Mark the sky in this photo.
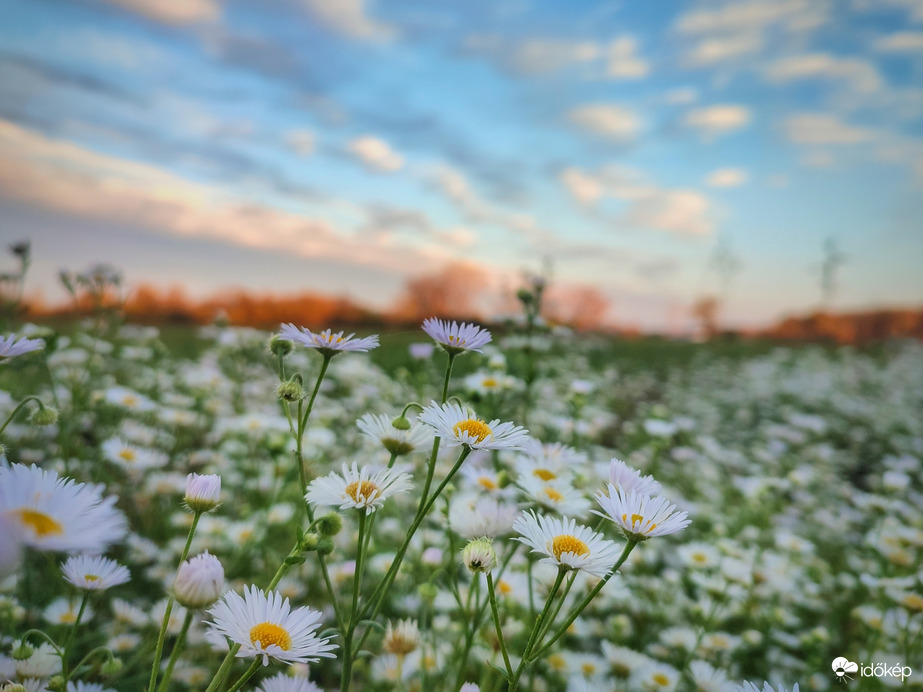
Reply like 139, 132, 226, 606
1, 0, 922, 331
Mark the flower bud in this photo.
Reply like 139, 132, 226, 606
316, 512, 343, 537
276, 378, 304, 402
301, 532, 320, 551
45, 676, 66, 692
463, 538, 497, 574
12, 642, 33, 660
390, 415, 411, 431
269, 335, 294, 357
173, 551, 224, 609
101, 656, 123, 675
30, 405, 58, 426
184, 473, 221, 513
315, 537, 334, 556
417, 582, 438, 603
1, 683, 27, 692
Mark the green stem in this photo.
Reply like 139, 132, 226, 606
355, 447, 472, 656
0, 395, 43, 437
534, 571, 576, 646
225, 658, 262, 692
62, 591, 90, 680
148, 512, 201, 692
509, 568, 566, 691
529, 538, 639, 662
156, 610, 194, 692
486, 573, 513, 680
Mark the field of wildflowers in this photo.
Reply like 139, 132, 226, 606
1, 295, 921, 691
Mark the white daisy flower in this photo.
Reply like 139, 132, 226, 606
594, 486, 690, 541
256, 673, 323, 692
206, 585, 337, 666
67, 682, 116, 692
357, 412, 432, 457
43, 596, 94, 625
737, 684, 799, 692
15, 642, 61, 679
103, 385, 156, 412
101, 437, 168, 471
637, 662, 680, 691
419, 401, 529, 451
448, 494, 518, 538
61, 554, 130, 591
305, 462, 413, 515
0, 334, 44, 360
517, 474, 591, 517
515, 440, 585, 483
422, 318, 492, 354
689, 660, 736, 692
0, 463, 127, 553
279, 324, 379, 355
513, 511, 621, 577
608, 458, 662, 496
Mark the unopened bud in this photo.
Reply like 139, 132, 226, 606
390, 416, 411, 431
316, 512, 343, 537
269, 335, 294, 357
1, 683, 27, 692
45, 676, 66, 692
301, 532, 320, 551
174, 552, 224, 609
101, 656, 123, 675
496, 471, 512, 489
418, 583, 438, 603
463, 538, 497, 574
30, 405, 58, 426
12, 642, 33, 660
184, 473, 221, 513
276, 379, 304, 402
315, 537, 334, 556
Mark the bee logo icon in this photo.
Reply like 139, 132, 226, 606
832, 657, 859, 683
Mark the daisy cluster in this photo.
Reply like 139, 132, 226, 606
0, 313, 918, 692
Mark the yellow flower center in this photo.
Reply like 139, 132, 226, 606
447, 335, 466, 346
118, 449, 136, 462
17, 508, 64, 537
902, 594, 923, 612
249, 622, 291, 651
621, 512, 657, 533
482, 377, 498, 388
652, 672, 670, 687
497, 580, 512, 595
477, 476, 497, 490
581, 662, 597, 675
59, 612, 77, 624
534, 469, 556, 481
122, 395, 137, 407
551, 534, 590, 560
345, 480, 381, 504
543, 487, 564, 502
548, 653, 567, 671
453, 418, 492, 443
85, 574, 100, 582
692, 552, 708, 563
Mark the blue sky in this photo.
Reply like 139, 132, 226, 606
1, 0, 922, 330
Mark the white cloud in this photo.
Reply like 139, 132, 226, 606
605, 36, 650, 79
559, 168, 604, 205
663, 87, 698, 105
347, 136, 404, 172
99, 0, 220, 24
875, 31, 923, 52
685, 34, 762, 66
705, 168, 749, 187
0, 120, 469, 274
765, 53, 882, 93
624, 189, 712, 237
675, 0, 829, 66
509, 38, 600, 75
782, 113, 877, 145
684, 104, 751, 137
287, 130, 315, 157
301, 0, 396, 41
559, 165, 714, 237
568, 104, 641, 141
675, 0, 826, 35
